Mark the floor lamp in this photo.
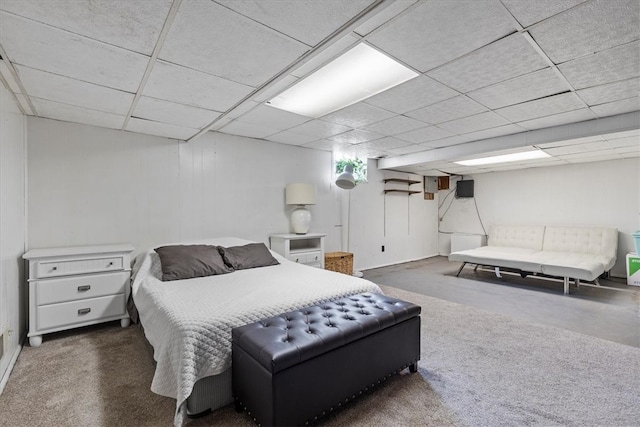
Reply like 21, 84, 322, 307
335, 166, 363, 277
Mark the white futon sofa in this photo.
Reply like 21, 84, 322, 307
449, 225, 618, 294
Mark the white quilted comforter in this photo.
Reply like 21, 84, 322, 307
131, 238, 382, 425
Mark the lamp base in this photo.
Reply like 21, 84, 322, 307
291, 207, 311, 234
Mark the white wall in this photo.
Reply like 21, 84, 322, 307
438, 158, 640, 277
0, 84, 26, 388
345, 163, 438, 271
27, 117, 437, 270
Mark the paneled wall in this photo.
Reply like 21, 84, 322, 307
0, 85, 26, 388
438, 158, 640, 277
27, 117, 438, 270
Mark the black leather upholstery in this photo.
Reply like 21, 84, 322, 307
233, 293, 420, 374
232, 293, 421, 426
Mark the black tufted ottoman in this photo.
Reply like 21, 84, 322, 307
232, 293, 421, 426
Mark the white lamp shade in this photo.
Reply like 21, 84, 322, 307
286, 183, 316, 205
336, 165, 356, 190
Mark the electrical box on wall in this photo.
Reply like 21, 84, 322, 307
438, 176, 450, 190
424, 176, 437, 200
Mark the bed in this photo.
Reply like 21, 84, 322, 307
130, 237, 383, 426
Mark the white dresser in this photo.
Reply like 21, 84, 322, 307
269, 233, 326, 268
23, 244, 134, 347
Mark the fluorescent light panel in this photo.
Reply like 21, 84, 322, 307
455, 150, 551, 166
267, 43, 418, 118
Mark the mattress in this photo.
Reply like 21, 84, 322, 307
131, 237, 382, 426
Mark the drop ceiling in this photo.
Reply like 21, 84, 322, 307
0, 0, 638, 175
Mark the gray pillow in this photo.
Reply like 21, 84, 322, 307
155, 244, 233, 281
218, 243, 280, 270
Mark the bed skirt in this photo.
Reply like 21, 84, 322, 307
186, 369, 233, 416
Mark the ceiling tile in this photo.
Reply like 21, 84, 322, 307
360, 115, 429, 135
559, 41, 640, 90
253, 75, 299, 103
126, 117, 198, 140
133, 97, 221, 129
405, 95, 487, 125
396, 126, 454, 144
604, 129, 640, 140
438, 111, 510, 134
606, 136, 640, 149
216, 0, 374, 46
227, 100, 260, 119
220, 120, 280, 139
517, 108, 596, 130
301, 139, 351, 152
467, 68, 571, 109
354, 0, 418, 36
321, 102, 395, 127
386, 143, 428, 155
427, 33, 549, 93
422, 135, 471, 149
615, 145, 640, 156
537, 134, 605, 148
556, 151, 621, 161
159, 1, 309, 87
495, 92, 586, 122
543, 141, 610, 156
367, 0, 516, 72
355, 137, 413, 151
143, 60, 254, 112
530, 0, 639, 64
0, 0, 172, 55
31, 97, 124, 129
290, 33, 359, 78
15, 65, 134, 115
364, 75, 458, 114
265, 130, 319, 146
577, 78, 640, 106
0, 12, 148, 92
328, 129, 383, 144
461, 124, 528, 142
500, 0, 585, 28
590, 97, 640, 118
236, 104, 310, 130
286, 119, 351, 139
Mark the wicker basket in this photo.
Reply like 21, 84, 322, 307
324, 252, 353, 275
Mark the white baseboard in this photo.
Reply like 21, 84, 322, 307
0, 339, 23, 395
360, 253, 440, 272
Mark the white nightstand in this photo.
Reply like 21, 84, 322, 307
23, 244, 134, 347
269, 233, 326, 268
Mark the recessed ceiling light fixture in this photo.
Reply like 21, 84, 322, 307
455, 149, 551, 166
267, 43, 418, 118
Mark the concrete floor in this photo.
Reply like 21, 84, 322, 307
363, 256, 640, 348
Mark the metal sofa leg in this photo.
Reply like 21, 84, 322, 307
409, 362, 418, 373
576, 278, 580, 288
494, 267, 502, 278
563, 277, 569, 295
455, 262, 467, 277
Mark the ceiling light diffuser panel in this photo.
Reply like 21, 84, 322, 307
267, 43, 419, 118
455, 150, 551, 166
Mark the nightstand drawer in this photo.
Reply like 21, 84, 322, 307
37, 294, 126, 331
36, 256, 124, 278
288, 251, 323, 264
36, 272, 129, 305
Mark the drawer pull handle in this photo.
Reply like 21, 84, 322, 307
51, 266, 58, 271
107, 262, 114, 267
77, 285, 91, 292
78, 308, 91, 315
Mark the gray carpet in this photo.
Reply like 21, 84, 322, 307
1, 285, 639, 426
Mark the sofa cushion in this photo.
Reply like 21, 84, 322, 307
488, 225, 545, 250
530, 251, 605, 281
542, 226, 618, 270
449, 246, 542, 273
